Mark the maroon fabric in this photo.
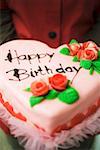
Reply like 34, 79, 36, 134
0, 0, 100, 47
0, 0, 8, 9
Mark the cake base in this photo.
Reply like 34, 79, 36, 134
0, 93, 100, 150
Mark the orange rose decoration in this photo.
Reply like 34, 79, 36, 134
31, 80, 49, 96
49, 74, 68, 91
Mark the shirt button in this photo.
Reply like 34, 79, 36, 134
48, 32, 57, 39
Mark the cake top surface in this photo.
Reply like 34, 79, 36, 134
0, 39, 100, 113
0, 40, 81, 82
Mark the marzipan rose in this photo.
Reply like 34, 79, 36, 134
69, 43, 81, 56
31, 80, 49, 96
83, 41, 99, 50
77, 48, 98, 60
49, 74, 68, 91
77, 49, 84, 59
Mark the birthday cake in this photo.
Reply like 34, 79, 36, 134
0, 39, 100, 135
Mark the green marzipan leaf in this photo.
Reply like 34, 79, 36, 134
80, 60, 92, 69
92, 59, 100, 74
98, 51, 100, 58
73, 56, 79, 62
45, 89, 59, 100
93, 59, 100, 68
69, 39, 78, 44
94, 66, 100, 74
29, 96, 44, 107
89, 66, 94, 75
60, 47, 70, 55
25, 87, 31, 92
58, 87, 79, 104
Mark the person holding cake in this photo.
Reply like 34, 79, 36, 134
0, 0, 100, 46
0, 0, 100, 150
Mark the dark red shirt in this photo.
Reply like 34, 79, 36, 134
0, 0, 100, 47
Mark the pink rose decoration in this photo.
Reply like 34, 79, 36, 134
83, 41, 99, 51
69, 43, 80, 56
69, 43, 81, 56
49, 74, 68, 91
77, 48, 98, 60
77, 49, 84, 59
31, 81, 49, 96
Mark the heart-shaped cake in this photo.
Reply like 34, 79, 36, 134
0, 40, 100, 134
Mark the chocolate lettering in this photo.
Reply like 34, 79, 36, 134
45, 66, 53, 74
56, 64, 66, 73
37, 54, 46, 63
27, 54, 37, 64
56, 64, 80, 74
5, 63, 80, 82
5, 50, 55, 64
65, 67, 73, 72
73, 66, 81, 73
47, 53, 55, 62
34, 66, 46, 76
30, 68, 35, 77
5, 50, 27, 64
6, 69, 29, 81
5, 50, 12, 62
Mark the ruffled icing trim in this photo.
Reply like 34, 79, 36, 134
0, 96, 100, 150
